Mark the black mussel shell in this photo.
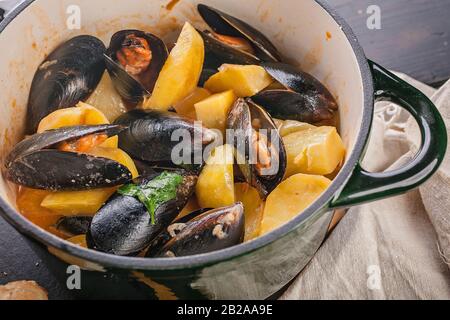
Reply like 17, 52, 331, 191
114, 110, 217, 169
200, 30, 260, 70
26, 35, 106, 133
56, 216, 92, 238
252, 90, 335, 123
150, 203, 245, 258
227, 99, 286, 198
4, 125, 132, 190
199, 51, 223, 86
89, 171, 198, 256
198, 4, 281, 62
5, 150, 131, 191
199, 66, 219, 87
105, 30, 168, 104
252, 62, 338, 123
5, 125, 123, 165
145, 208, 211, 257
262, 62, 338, 109
133, 159, 202, 177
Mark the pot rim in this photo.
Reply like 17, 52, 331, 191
0, 0, 374, 270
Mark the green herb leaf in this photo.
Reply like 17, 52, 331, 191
118, 171, 183, 225
117, 184, 140, 197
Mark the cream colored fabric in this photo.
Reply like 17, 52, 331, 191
282, 75, 450, 300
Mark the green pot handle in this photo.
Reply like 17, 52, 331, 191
330, 60, 447, 208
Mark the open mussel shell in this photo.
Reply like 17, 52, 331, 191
114, 110, 218, 170
6, 125, 122, 164
198, 4, 281, 62
227, 99, 286, 198
56, 216, 92, 238
200, 29, 260, 70
26, 35, 106, 133
252, 90, 336, 123
105, 30, 168, 105
145, 208, 212, 257
252, 62, 338, 123
4, 125, 132, 191
89, 170, 198, 256
261, 62, 337, 100
149, 203, 245, 258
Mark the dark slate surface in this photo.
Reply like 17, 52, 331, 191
328, 0, 450, 86
1, 0, 449, 299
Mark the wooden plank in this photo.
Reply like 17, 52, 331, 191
327, 0, 450, 85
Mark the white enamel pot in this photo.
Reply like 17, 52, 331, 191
0, 0, 446, 299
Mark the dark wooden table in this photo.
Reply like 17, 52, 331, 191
330, 0, 450, 86
1, 0, 450, 300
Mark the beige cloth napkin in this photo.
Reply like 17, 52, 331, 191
281, 74, 450, 300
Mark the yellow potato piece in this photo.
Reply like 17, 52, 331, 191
144, 22, 205, 110
174, 87, 211, 119
276, 119, 316, 137
85, 72, 127, 122
38, 106, 85, 131
41, 188, 117, 216
284, 126, 346, 177
204, 64, 273, 97
87, 146, 139, 179
260, 174, 331, 235
37, 102, 118, 148
196, 145, 235, 208
234, 183, 264, 242
195, 90, 237, 133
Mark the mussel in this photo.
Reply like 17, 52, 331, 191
227, 98, 286, 198
56, 216, 92, 238
114, 110, 218, 170
199, 30, 260, 69
198, 4, 281, 65
4, 125, 132, 190
198, 63, 221, 87
147, 203, 245, 258
26, 35, 106, 133
105, 30, 168, 105
145, 208, 211, 257
89, 170, 197, 256
252, 62, 338, 124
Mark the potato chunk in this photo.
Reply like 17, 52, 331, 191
204, 64, 273, 97
85, 72, 127, 122
174, 87, 211, 119
284, 126, 345, 177
260, 174, 331, 235
37, 102, 118, 148
41, 188, 117, 216
196, 145, 235, 208
235, 183, 264, 241
195, 90, 237, 133
275, 119, 316, 137
87, 146, 139, 178
144, 22, 205, 110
